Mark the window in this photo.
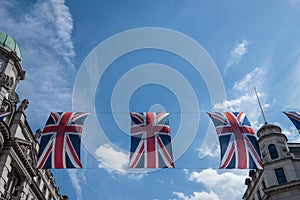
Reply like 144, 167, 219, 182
268, 144, 279, 159
275, 168, 287, 184
262, 180, 266, 189
43, 185, 47, 197
36, 177, 41, 187
5, 171, 21, 198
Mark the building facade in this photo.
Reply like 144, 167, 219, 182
0, 32, 68, 200
243, 123, 300, 200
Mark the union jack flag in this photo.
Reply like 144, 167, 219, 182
36, 112, 89, 169
207, 112, 263, 169
129, 112, 174, 168
283, 111, 300, 134
0, 112, 9, 121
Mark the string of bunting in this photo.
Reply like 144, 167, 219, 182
2, 109, 299, 170
8, 110, 296, 170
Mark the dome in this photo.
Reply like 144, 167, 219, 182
0, 32, 22, 62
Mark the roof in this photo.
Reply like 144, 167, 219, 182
0, 32, 22, 61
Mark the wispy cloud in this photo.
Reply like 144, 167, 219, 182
232, 67, 263, 91
213, 67, 268, 130
287, 0, 300, 7
196, 144, 219, 158
199, 67, 268, 158
0, 0, 80, 198
173, 168, 247, 200
282, 50, 300, 109
94, 143, 129, 174
195, 67, 273, 200
0, 0, 75, 127
94, 143, 149, 179
279, 124, 300, 143
173, 191, 220, 200
225, 40, 249, 73
67, 170, 84, 200
128, 173, 147, 180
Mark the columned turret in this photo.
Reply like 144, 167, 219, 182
243, 124, 300, 200
257, 124, 289, 164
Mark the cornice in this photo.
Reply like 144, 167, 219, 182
30, 181, 46, 200
0, 121, 10, 141
264, 180, 300, 194
12, 138, 36, 177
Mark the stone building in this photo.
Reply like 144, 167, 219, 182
243, 123, 300, 200
0, 32, 68, 199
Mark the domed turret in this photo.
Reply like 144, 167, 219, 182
0, 32, 26, 111
0, 32, 22, 61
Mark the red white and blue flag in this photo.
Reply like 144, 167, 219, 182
207, 112, 263, 169
36, 112, 89, 169
283, 111, 300, 134
0, 112, 9, 121
129, 112, 174, 168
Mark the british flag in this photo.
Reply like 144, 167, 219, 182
129, 112, 174, 168
207, 112, 263, 169
283, 111, 300, 134
0, 112, 9, 121
36, 112, 89, 169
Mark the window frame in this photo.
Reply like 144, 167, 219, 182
275, 168, 287, 184
268, 144, 279, 159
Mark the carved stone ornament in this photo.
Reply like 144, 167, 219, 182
8, 91, 19, 106
17, 99, 29, 111
0, 72, 14, 88
0, 133, 4, 150
35, 129, 42, 140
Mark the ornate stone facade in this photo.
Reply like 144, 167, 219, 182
243, 124, 300, 200
0, 32, 68, 199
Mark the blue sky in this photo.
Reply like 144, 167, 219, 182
1, 0, 300, 199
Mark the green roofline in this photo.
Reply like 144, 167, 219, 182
0, 32, 22, 61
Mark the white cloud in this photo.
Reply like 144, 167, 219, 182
46, 0, 75, 68
187, 168, 247, 200
281, 126, 300, 143
0, 0, 75, 128
195, 68, 271, 200
173, 191, 220, 200
233, 67, 263, 91
94, 143, 129, 174
0, 0, 74, 68
225, 40, 248, 72
196, 144, 219, 158
270, 121, 300, 142
0, 0, 80, 198
282, 50, 300, 109
94, 144, 149, 179
287, 0, 300, 7
94, 143, 150, 180
198, 67, 268, 161
128, 173, 147, 180
213, 93, 257, 111
67, 170, 83, 200
198, 67, 267, 158
213, 67, 268, 130
196, 67, 266, 199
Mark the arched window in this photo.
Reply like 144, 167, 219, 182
268, 144, 279, 159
